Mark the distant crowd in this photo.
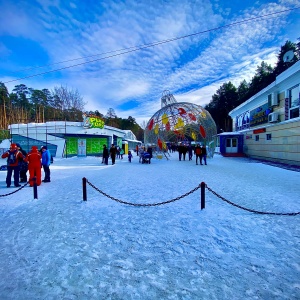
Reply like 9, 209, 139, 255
100, 142, 207, 166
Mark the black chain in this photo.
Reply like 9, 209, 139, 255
206, 185, 300, 216
0, 182, 29, 197
86, 179, 201, 207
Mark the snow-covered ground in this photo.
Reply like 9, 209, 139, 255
0, 152, 299, 300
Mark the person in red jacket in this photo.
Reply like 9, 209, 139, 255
25, 146, 42, 186
194, 144, 202, 165
1, 143, 25, 187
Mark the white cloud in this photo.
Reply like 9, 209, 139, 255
0, 0, 298, 125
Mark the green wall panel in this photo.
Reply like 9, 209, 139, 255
65, 137, 108, 156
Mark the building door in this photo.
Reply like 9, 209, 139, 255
78, 139, 86, 157
226, 138, 238, 153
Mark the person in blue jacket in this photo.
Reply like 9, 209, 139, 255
41, 146, 51, 182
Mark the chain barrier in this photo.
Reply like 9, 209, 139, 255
83, 178, 299, 215
86, 179, 201, 207
0, 182, 29, 197
205, 184, 300, 216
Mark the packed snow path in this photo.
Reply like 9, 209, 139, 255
0, 154, 299, 299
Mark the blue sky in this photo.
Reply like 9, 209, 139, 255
0, 0, 300, 125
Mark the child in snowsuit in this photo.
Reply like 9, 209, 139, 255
128, 150, 133, 163
25, 146, 42, 186
120, 148, 124, 159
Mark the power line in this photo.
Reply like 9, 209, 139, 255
14, 6, 300, 74
4, 6, 300, 84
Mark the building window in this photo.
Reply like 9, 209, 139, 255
289, 85, 299, 119
266, 134, 272, 140
255, 135, 259, 141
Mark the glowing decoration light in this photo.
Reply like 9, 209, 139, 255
165, 122, 170, 131
175, 117, 184, 129
162, 113, 169, 124
148, 119, 154, 130
191, 132, 197, 141
157, 138, 163, 149
178, 107, 187, 116
189, 113, 196, 121
199, 125, 206, 138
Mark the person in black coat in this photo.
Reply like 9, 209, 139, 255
178, 143, 184, 161
109, 144, 117, 165
16, 143, 28, 182
147, 145, 153, 164
182, 145, 188, 161
102, 145, 109, 165
188, 144, 193, 161
200, 145, 207, 165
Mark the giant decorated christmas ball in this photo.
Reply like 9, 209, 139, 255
144, 91, 217, 157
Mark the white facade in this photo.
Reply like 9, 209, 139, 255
229, 61, 300, 166
8, 121, 141, 157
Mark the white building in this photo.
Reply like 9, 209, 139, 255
228, 60, 300, 166
7, 119, 142, 158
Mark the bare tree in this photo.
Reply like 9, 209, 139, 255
140, 120, 148, 130
105, 108, 117, 118
52, 85, 86, 120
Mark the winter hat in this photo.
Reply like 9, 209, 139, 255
16, 143, 21, 148
10, 143, 17, 149
42, 146, 47, 150
31, 146, 38, 151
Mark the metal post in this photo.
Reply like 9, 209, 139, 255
33, 176, 38, 199
82, 177, 87, 201
200, 182, 205, 210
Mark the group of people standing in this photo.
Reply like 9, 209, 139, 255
102, 144, 120, 165
177, 143, 207, 165
102, 144, 151, 165
1, 143, 52, 188
194, 144, 207, 165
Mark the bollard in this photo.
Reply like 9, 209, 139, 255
200, 182, 205, 210
82, 177, 87, 201
33, 176, 38, 199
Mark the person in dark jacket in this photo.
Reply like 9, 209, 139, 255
178, 143, 184, 161
182, 144, 188, 161
147, 145, 153, 164
102, 145, 109, 165
109, 144, 117, 165
188, 144, 193, 161
16, 143, 28, 182
200, 145, 207, 165
41, 146, 51, 182
1, 143, 24, 187
128, 150, 133, 163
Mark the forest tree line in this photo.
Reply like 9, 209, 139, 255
0, 83, 144, 141
0, 40, 299, 141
